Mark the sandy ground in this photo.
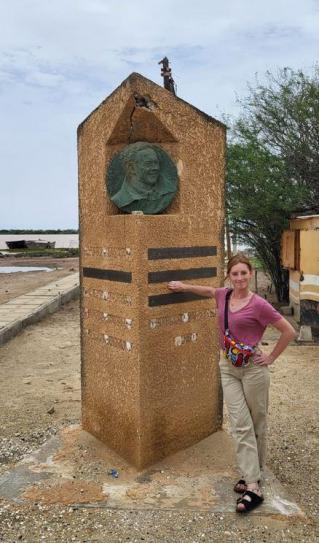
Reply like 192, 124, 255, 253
0, 264, 318, 541
0, 257, 79, 304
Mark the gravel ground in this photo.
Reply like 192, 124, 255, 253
0, 299, 318, 542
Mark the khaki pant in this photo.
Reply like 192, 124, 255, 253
219, 355, 270, 483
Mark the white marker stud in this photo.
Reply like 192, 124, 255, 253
125, 318, 132, 329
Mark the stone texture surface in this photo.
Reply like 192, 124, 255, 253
78, 72, 226, 468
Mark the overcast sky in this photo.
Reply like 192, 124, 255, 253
1, 0, 318, 228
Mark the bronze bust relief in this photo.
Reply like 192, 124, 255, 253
107, 142, 178, 214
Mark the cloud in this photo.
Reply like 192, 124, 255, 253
0, 0, 319, 227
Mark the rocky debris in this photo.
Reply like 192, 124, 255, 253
0, 428, 58, 475
0, 503, 317, 542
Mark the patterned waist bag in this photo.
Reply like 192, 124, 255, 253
223, 289, 255, 368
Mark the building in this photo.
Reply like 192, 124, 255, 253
281, 214, 319, 340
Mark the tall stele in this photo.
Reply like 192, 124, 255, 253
107, 142, 178, 214
78, 72, 225, 468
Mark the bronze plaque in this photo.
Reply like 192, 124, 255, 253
107, 142, 178, 214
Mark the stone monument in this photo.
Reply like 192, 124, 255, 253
78, 73, 226, 468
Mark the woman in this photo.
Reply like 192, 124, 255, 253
168, 253, 296, 513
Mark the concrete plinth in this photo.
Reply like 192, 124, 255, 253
0, 425, 303, 518
297, 324, 313, 342
78, 73, 226, 467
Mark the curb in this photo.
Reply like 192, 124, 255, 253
0, 282, 79, 346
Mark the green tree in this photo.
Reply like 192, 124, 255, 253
236, 67, 319, 206
227, 67, 319, 301
227, 140, 306, 301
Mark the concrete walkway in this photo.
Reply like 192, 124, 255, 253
0, 272, 79, 345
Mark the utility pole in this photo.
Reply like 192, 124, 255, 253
158, 57, 176, 95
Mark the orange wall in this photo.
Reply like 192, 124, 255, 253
281, 230, 295, 268
300, 231, 319, 275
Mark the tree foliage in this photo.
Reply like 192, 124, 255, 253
227, 67, 319, 301
235, 67, 319, 205
227, 140, 306, 301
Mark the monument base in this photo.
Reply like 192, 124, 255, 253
81, 214, 223, 468
0, 424, 303, 517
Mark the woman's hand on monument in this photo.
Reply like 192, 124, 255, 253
168, 282, 215, 298
168, 281, 186, 292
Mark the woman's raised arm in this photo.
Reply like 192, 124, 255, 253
167, 281, 216, 298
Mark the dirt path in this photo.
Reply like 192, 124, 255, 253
0, 296, 318, 541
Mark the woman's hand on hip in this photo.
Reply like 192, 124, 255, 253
253, 350, 275, 366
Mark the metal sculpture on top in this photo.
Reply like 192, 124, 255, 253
158, 57, 176, 95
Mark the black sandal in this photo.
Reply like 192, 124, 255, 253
236, 490, 264, 513
233, 479, 247, 493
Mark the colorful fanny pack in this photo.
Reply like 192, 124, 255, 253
223, 289, 255, 367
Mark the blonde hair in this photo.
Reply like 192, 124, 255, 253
227, 253, 253, 275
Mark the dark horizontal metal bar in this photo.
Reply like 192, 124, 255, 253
148, 267, 217, 283
83, 267, 132, 283
149, 292, 209, 307
148, 246, 217, 260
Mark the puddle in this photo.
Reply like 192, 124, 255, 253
0, 266, 54, 274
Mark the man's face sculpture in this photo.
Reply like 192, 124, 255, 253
107, 142, 178, 215
135, 148, 160, 188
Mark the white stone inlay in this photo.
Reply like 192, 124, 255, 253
177, 159, 183, 175
125, 318, 132, 329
